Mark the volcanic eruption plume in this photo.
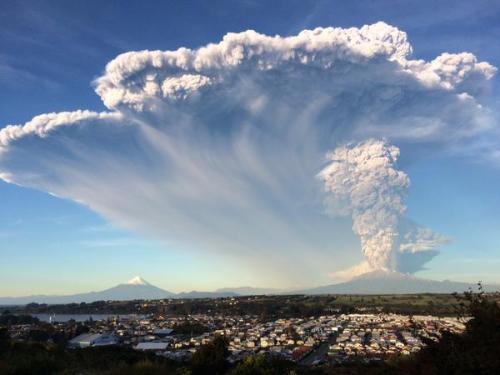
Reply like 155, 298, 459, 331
318, 139, 410, 273
0, 22, 494, 282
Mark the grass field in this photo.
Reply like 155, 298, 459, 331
327, 292, 500, 315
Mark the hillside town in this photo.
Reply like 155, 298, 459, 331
5, 309, 466, 366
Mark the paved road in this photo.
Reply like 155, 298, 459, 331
300, 341, 330, 365
300, 334, 337, 366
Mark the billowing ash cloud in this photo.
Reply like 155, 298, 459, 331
318, 140, 409, 272
318, 139, 448, 277
0, 23, 495, 282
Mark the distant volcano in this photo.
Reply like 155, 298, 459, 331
0, 276, 175, 305
297, 271, 498, 294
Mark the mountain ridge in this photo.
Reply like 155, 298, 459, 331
0, 277, 175, 305
294, 270, 499, 295
1, 273, 499, 305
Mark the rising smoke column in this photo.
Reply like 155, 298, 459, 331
318, 139, 410, 273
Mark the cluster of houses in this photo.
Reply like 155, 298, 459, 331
66, 314, 330, 362
61, 312, 466, 365
328, 314, 466, 362
211, 315, 342, 363
4, 306, 466, 367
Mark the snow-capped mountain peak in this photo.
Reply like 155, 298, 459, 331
126, 276, 150, 286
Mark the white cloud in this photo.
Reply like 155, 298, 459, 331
399, 224, 449, 254
0, 23, 496, 284
0, 111, 120, 151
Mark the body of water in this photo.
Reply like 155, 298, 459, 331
33, 313, 145, 323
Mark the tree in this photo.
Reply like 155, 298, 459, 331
0, 327, 9, 355
230, 354, 298, 375
191, 336, 229, 375
28, 329, 50, 343
388, 284, 500, 375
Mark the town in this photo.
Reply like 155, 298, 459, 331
4, 300, 467, 367
2, 289, 499, 374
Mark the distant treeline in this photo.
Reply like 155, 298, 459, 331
4, 293, 497, 318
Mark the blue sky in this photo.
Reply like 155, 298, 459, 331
1, 0, 499, 296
